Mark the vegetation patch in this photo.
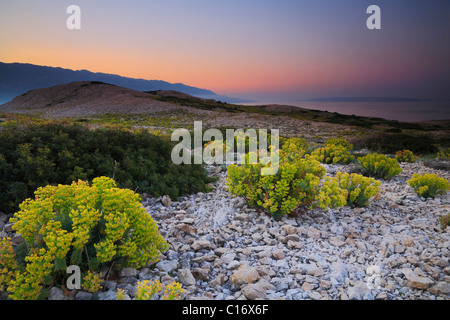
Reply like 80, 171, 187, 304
0, 121, 215, 214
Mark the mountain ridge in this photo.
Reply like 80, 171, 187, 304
0, 62, 249, 104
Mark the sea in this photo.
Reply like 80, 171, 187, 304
242, 100, 450, 123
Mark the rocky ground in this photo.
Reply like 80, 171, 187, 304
1, 161, 449, 301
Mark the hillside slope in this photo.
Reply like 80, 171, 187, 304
0, 81, 183, 117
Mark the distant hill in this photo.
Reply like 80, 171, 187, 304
0, 81, 183, 117
0, 62, 248, 104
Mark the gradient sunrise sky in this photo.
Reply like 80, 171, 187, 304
1, 0, 449, 101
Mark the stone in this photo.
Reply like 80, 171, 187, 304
309, 291, 322, 300
285, 234, 301, 243
301, 282, 313, 291
330, 236, 346, 247
287, 240, 303, 249
347, 283, 369, 300
181, 218, 195, 225
308, 226, 321, 239
427, 282, 450, 296
230, 264, 260, 288
227, 260, 243, 270
221, 252, 236, 264
401, 268, 435, 289
281, 224, 297, 235
319, 280, 332, 290
178, 268, 196, 286
11, 233, 25, 245
161, 195, 172, 207
98, 290, 119, 300
308, 266, 325, 277
0, 212, 9, 223
241, 279, 275, 300
375, 292, 388, 300
330, 262, 348, 283
48, 287, 65, 300
191, 239, 215, 251
209, 274, 226, 287
75, 291, 93, 300
102, 280, 117, 291
119, 267, 138, 278
4, 223, 14, 233
272, 249, 285, 260
192, 268, 210, 281
156, 260, 179, 273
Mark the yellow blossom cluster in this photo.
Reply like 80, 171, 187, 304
2, 176, 168, 299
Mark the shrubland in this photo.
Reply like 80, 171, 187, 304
0, 121, 215, 214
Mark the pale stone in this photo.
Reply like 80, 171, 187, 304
178, 268, 196, 286
401, 268, 435, 289
272, 249, 285, 260
230, 264, 260, 288
191, 239, 214, 251
428, 282, 450, 295
241, 279, 275, 300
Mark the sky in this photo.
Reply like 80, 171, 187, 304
1, 0, 449, 101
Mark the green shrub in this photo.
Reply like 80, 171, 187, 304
358, 153, 402, 180
311, 144, 355, 164
325, 138, 353, 150
280, 137, 310, 161
395, 150, 417, 163
0, 122, 215, 214
440, 214, 450, 230
437, 148, 450, 160
352, 133, 438, 155
334, 172, 381, 207
407, 173, 450, 198
2, 177, 168, 300
226, 152, 347, 220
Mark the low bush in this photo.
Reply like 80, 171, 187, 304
395, 150, 417, 163
437, 148, 450, 160
280, 137, 310, 161
351, 133, 438, 155
440, 214, 450, 230
226, 152, 347, 220
334, 172, 381, 207
358, 153, 402, 180
325, 138, 353, 150
1, 177, 168, 300
0, 122, 215, 214
407, 173, 450, 198
311, 144, 355, 164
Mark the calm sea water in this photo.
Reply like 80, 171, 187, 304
243, 100, 450, 122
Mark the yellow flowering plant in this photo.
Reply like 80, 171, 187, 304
311, 144, 355, 164
3, 176, 168, 300
437, 148, 450, 160
325, 138, 353, 150
334, 172, 381, 207
135, 280, 163, 300
227, 150, 347, 220
407, 173, 450, 198
358, 153, 402, 180
82, 271, 103, 293
163, 281, 185, 300
395, 150, 417, 163
132, 280, 184, 300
